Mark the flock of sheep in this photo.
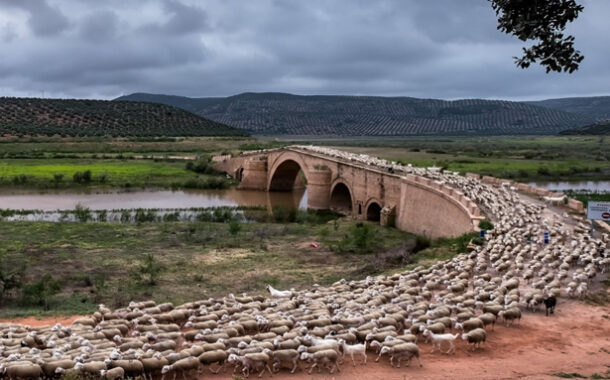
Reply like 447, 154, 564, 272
1, 146, 608, 380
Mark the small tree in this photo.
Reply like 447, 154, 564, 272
137, 253, 165, 286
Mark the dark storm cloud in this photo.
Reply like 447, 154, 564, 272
0, 0, 608, 100
1, 0, 69, 36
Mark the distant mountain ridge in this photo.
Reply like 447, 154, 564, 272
0, 97, 245, 137
527, 96, 610, 120
116, 92, 607, 136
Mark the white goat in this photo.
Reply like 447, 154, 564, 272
422, 329, 457, 355
337, 339, 366, 366
265, 284, 293, 298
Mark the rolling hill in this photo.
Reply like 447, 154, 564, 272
559, 120, 610, 135
116, 92, 602, 136
0, 97, 245, 137
527, 96, 610, 120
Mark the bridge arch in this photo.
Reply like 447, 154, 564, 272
329, 180, 353, 214
267, 152, 309, 191
365, 199, 382, 222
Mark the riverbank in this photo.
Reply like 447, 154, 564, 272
0, 219, 475, 318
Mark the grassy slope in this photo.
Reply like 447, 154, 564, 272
0, 219, 423, 317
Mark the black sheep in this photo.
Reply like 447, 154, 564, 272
544, 295, 557, 316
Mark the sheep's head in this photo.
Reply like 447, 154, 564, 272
161, 365, 171, 374
379, 346, 392, 356
227, 354, 239, 364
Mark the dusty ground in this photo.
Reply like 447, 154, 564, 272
0, 314, 83, 327
269, 300, 610, 380
2, 301, 608, 380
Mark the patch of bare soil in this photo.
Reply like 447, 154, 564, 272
0, 314, 84, 328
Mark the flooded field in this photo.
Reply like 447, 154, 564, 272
0, 187, 308, 211
526, 180, 610, 192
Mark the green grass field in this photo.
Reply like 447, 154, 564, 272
0, 158, 233, 189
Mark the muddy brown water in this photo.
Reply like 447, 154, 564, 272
0, 188, 308, 211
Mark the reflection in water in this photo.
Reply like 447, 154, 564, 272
0, 188, 308, 211
526, 181, 610, 192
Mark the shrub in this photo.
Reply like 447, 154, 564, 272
135, 209, 156, 223
478, 218, 494, 230
163, 211, 180, 222
517, 169, 529, 178
0, 257, 25, 304
96, 210, 107, 222
213, 208, 233, 222
52, 173, 64, 185
229, 220, 242, 237
12, 174, 29, 185
120, 210, 131, 223
135, 253, 165, 286
98, 171, 108, 183
352, 223, 376, 253
196, 211, 212, 222
185, 156, 214, 174
73, 170, 92, 183
22, 273, 62, 310
74, 203, 91, 222
537, 166, 551, 176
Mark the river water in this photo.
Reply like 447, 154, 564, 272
0, 188, 308, 211
526, 180, 610, 192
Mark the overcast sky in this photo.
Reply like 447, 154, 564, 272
0, 0, 608, 100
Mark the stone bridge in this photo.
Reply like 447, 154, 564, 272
213, 146, 481, 238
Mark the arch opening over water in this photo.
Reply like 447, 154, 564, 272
268, 159, 307, 191
330, 182, 352, 214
